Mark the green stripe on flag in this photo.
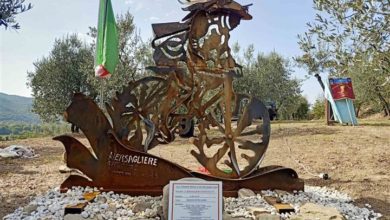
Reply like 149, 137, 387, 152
95, 0, 119, 77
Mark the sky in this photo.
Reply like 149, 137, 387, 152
0, 0, 323, 104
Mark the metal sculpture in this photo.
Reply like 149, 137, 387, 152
55, 0, 303, 196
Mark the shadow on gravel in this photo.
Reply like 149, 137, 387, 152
0, 192, 32, 219
355, 197, 390, 218
0, 194, 31, 219
305, 178, 390, 219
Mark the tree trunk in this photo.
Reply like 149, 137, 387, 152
314, 73, 325, 91
376, 89, 390, 117
356, 105, 361, 118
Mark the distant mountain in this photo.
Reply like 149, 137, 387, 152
0, 92, 41, 123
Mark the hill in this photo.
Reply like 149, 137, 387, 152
0, 92, 40, 123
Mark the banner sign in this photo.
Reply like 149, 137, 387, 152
329, 78, 355, 100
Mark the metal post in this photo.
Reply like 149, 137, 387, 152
100, 79, 104, 109
345, 99, 355, 126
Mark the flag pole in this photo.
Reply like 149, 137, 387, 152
100, 79, 104, 109
99, 0, 108, 109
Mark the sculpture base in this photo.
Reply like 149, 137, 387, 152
57, 133, 304, 197
61, 168, 304, 197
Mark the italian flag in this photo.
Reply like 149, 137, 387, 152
95, 0, 119, 78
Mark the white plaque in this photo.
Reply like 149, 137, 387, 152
168, 181, 223, 220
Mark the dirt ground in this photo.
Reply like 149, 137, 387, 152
0, 120, 389, 219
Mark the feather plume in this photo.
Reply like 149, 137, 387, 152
178, 0, 210, 5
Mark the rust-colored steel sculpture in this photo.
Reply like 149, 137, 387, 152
55, 0, 304, 196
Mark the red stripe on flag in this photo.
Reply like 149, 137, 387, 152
95, 65, 111, 78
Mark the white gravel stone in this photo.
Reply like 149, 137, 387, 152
80, 211, 89, 218
238, 188, 256, 198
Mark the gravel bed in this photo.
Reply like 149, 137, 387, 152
3, 186, 382, 220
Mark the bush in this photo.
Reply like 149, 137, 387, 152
311, 97, 325, 119
0, 122, 70, 141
